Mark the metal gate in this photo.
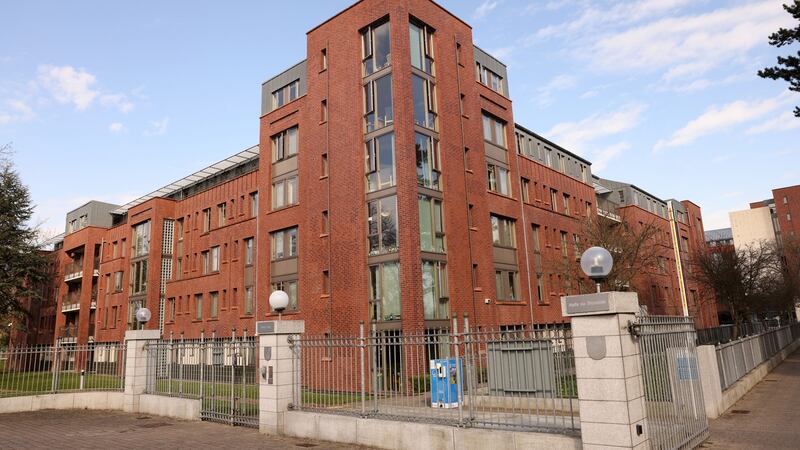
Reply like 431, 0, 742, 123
145, 337, 259, 428
630, 316, 708, 450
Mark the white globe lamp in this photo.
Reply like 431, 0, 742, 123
580, 247, 614, 293
269, 290, 290, 319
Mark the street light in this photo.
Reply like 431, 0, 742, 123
135, 307, 151, 330
269, 290, 289, 321
580, 246, 614, 293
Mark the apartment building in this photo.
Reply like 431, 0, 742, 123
42, 0, 716, 346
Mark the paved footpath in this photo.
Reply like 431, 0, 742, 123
0, 409, 371, 449
703, 349, 800, 450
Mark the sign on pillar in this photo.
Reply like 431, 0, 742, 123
561, 292, 649, 450
256, 320, 304, 436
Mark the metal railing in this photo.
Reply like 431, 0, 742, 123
697, 321, 777, 346
144, 336, 259, 428
716, 322, 800, 390
0, 343, 126, 398
632, 315, 709, 450
291, 317, 578, 434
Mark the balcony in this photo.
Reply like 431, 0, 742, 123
59, 325, 78, 344
64, 260, 84, 282
597, 198, 621, 222
61, 294, 81, 313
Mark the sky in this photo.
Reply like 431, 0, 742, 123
1, 0, 798, 237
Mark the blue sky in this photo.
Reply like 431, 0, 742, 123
1, 0, 798, 236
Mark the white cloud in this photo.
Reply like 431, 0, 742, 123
37, 65, 99, 110
144, 116, 169, 136
544, 103, 647, 152
0, 99, 35, 124
100, 93, 134, 114
746, 111, 800, 134
473, 0, 500, 20
655, 92, 795, 151
536, 74, 577, 107
584, 1, 791, 80
591, 142, 630, 172
108, 122, 126, 134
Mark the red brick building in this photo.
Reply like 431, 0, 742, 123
41, 0, 716, 346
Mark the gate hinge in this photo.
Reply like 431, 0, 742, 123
627, 321, 642, 337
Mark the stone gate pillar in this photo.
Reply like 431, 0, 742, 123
256, 320, 304, 435
123, 329, 160, 413
561, 292, 649, 450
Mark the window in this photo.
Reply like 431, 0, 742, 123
244, 286, 254, 315
321, 48, 327, 71
271, 227, 298, 260
409, 21, 434, 74
369, 262, 400, 321
218, 203, 226, 227
132, 221, 151, 257
560, 231, 568, 258
210, 292, 219, 318
521, 178, 530, 203
322, 270, 330, 295
536, 274, 545, 304
210, 246, 220, 272
322, 210, 329, 234
114, 271, 123, 292
167, 298, 175, 321
532, 225, 541, 253
270, 281, 298, 311
367, 196, 398, 255
244, 238, 254, 266
415, 133, 440, 189
272, 176, 298, 209
272, 79, 299, 109
487, 163, 511, 196
418, 195, 445, 253
320, 99, 328, 122
550, 189, 558, 211
362, 20, 391, 75
112, 241, 118, 258
495, 270, 519, 301
476, 63, 503, 93
202, 209, 211, 232
364, 74, 393, 132
563, 194, 570, 215
195, 294, 203, 320
111, 306, 117, 328
201, 251, 209, 274
573, 234, 581, 258
366, 132, 396, 191
130, 261, 147, 295
422, 260, 448, 320
491, 215, 516, 248
175, 257, 182, 280
482, 113, 506, 147
250, 192, 259, 217
321, 153, 328, 177
788, 213, 792, 221
271, 126, 299, 163
412, 74, 437, 129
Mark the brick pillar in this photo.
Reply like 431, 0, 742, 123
257, 320, 304, 435
561, 292, 649, 450
123, 329, 160, 413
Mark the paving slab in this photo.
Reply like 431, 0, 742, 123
0, 409, 371, 449
703, 349, 800, 450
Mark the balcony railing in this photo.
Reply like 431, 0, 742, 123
64, 260, 84, 282
59, 325, 78, 343
61, 294, 81, 312
597, 198, 621, 222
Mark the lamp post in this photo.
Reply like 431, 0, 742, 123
580, 246, 614, 293
269, 290, 289, 321
135, 307, 151, 330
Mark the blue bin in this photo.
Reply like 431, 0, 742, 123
430, 358, 462, 408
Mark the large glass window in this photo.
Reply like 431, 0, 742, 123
130, 260, 148, 295
367, 196, 398, 256
366, 132, 395, 192
362, 21, 391, 75
409, 22, 434, 74
491, 215, 516, 248
271, 227, 298, 260
495, 270, 519, 301
364, 74, 394, 132
422, 260, 448, 320
418, 195, 445, 253
412, 75, 437, 129
244, 237, 254, 266
487, 163, 511, 196
271, 126, 298, 162
272, 80, 299, 109
271, 281, 298, 311
369, 262, 400, 321
244, 286, 254, 315
482, 113, 506, 147
272, 176, 298, 209
210, 292, 219, 318
132, 221, 151, 257
195, 294, 203, 320
476, 63, 503, 93
210, 246, 220, 272
415, 133, 440, 189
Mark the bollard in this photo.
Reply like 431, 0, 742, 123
80, 370, 85, 390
